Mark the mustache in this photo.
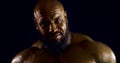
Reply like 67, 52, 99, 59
48, 30, 63, 36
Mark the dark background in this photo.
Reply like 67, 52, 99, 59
0, 0, 119, 63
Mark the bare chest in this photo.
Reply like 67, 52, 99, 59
24, 46, 96, 63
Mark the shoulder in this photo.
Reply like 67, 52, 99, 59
11, 46, 41, 63
78, 39, 116, 63
93, 42, 116, 63
70, 32, 94, 44
11, 40, 43, 63
32, 40, 44, 49
70, 32, 116, 63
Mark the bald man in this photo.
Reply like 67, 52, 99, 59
11, 0, 116, 63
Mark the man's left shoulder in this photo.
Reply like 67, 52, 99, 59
81, 40, 116, 63
71, 32, 94, 44
93, 42, 116, 63
70, 32, 116, 63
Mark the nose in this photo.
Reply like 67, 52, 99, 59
49, 23, 57, 32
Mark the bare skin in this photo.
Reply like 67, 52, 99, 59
11, 0, 116, 63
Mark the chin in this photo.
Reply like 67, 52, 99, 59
49, 38, 62, 43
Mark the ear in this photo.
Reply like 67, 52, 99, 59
64, 11, 67, 17
33, 18, 39, 30
64, 11, 68, 23
34, 10, 41, 19
34, 10, 41, 30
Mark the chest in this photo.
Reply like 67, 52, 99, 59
24, 46, 96, 63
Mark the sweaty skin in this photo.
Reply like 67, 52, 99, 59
11, 0, 116, 63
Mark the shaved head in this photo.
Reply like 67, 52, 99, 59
33, 0, 70, 53
34, 0, 66, 19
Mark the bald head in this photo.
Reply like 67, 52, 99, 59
34, 0, 66, 19
33, 0, 69, 48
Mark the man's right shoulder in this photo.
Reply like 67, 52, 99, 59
32, 40, 44, 49
11, 40, 43, 63
11, 47, 39, 63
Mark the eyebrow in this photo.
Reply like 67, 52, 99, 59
43, 13, 61, 22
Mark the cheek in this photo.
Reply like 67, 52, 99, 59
37, 24, 45, 35
61, 22, 67, 33
60, 17, 67, 33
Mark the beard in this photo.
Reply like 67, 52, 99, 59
38, 27, 71, 55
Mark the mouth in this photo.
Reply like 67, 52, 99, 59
52, 32, 62, 39
53, 33, 62, 39
47, 32, 63, 40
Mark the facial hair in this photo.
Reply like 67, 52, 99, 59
39, 26, 71, 55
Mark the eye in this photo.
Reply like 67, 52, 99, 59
40, 20, 50, 27
55, 17, 62, 24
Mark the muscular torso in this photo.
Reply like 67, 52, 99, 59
12, 33, 116, 63
20, 44, 96, 63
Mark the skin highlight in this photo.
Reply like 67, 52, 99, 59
11, 0, 116, 63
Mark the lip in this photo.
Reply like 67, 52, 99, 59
55, 33, 61, 36
48, 32, 61, 36
52, 33, 61, 37
54, 34, 62, 40
49, 32, 62, 40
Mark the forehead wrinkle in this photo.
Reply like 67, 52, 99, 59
44, 9, 63, 21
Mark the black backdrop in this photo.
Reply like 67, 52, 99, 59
1, 0, 119, 63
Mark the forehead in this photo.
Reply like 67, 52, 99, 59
34, 0, 65, 20
40, 8, 64, 20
